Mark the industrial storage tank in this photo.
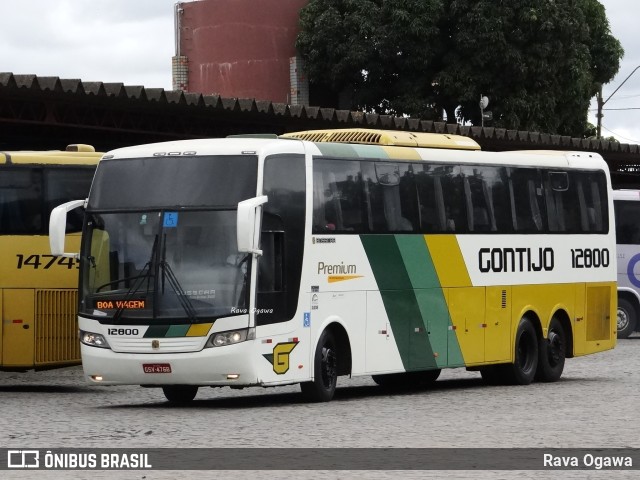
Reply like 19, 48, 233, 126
174, 0, 309, 104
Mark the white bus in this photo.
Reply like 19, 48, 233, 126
50, 129, 617, 403
613, 189, 640, 338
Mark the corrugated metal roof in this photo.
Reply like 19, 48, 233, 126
1, 72, 638, 163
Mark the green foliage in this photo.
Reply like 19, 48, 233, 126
297, 0, 444, 118
297, 0, 623, 136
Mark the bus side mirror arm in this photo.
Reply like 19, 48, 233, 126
237, 196, 268, 255
49, 199, 86, 258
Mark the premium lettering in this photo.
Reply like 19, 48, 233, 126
317, 261, 357, 275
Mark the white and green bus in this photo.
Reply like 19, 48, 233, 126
50, 129, 616, 403
613, 189, 640, 338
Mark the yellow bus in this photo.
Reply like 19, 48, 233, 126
1, 144, 100, 371
50, 130, 616, 403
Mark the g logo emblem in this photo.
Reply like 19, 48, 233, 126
263, 342, 298, 374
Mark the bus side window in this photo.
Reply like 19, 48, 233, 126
312, 159, 363, 233
415, 167, 445, 232
0, 168, 42, 234
576, 179, 590, 231
545, 171, 568, 232
528, 180, 543, 231
313, 175, 332, 232
512, 168, 546, 233
539, 170, 607, 234
440, 167, 465, 233
398, 165, 418, 231
462, 167, 498, 233
373, 162, 415, 232
616, 200, 640, 243
579, 172, 607, 232
258, 228, 284, 293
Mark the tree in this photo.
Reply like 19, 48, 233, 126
296, 0, 444, 118
296, 0, 623, 136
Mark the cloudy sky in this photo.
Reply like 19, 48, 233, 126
1, 0, 638, 144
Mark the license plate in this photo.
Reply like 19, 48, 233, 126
143, 363, 172, 374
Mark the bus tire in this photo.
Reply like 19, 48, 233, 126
535, 317, 566, 382
300, 329, 338, 402
162, 385, 198, 404
503, 317, 538, 385
617, 297, 637, 339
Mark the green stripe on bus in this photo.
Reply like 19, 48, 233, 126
144, 325, 170, 338
314, 143, 360, 158
395, 235, 439, 289
395, 235, 464, 367
165, 325, 191, 337
350, 144, 389, 158
360, 235, 437, 371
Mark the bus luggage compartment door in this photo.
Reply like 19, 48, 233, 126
574, 283, 616, 355
2, 289, 35, 368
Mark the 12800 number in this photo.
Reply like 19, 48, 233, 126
16, 254, 78, 269
570, 248, 610, 268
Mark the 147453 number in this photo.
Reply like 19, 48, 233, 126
16, 254, 78, 269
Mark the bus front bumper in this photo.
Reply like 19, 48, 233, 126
80, 342, 260, 386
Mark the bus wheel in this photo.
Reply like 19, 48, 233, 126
503, 317, 538, 385
162, 385, 198, 404
300, 329, 338, 402
617, 298, 637, 339
535, 317, 566, 382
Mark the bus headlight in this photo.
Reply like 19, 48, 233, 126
79, 330, 111, 349
205, 327, 255, 348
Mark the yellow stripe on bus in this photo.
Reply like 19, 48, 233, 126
328, 275, 363, 283
186, 323, 213, 337
424, 235, 472, 287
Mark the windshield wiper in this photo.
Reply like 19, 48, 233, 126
111, 235, 158, 324
109, 230, 198, 325
158, 233, 198, 323
159, 260, 198, 323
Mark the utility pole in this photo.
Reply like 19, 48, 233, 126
596, 85, 604, 139
597, 65, 640, 138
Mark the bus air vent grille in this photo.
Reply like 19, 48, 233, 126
35, 289, 80, 366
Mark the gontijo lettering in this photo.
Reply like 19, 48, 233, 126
478, 247, 554, 273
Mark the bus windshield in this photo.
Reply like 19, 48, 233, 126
80, 154, 258, 323
81, 209, 249, 323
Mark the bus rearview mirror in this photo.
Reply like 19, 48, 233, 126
237, 195, 268, 255
49, 199, 86, 258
